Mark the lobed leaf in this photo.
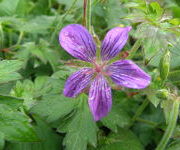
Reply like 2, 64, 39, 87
0, 104, 38, 142
58, 94, 97, 150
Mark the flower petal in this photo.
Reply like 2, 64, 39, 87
107, 60, 151, 89
101, 26, 132, 61
88, 75, 112, 121
59, 24, 96, 62
64, 68, 93, 97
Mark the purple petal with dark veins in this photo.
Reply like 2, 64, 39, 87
101, 26, 132, 61
59, 24, 96, 62
107, 60, 151, 89
88, 75, 112, 121
64, 68, 93, 97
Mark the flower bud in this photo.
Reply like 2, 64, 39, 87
156, 89, 169, 99
159, 50, 170, 81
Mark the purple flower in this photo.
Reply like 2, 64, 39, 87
59, 24, 151, 121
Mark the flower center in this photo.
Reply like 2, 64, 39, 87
95, 64, 103, 73
94, 61, 108, 75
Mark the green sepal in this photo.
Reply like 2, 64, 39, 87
159, 50, 170, 82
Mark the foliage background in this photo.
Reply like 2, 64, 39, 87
0, 0, 180, 150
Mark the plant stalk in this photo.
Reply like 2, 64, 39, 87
0, 24, 4, 50
50, 0, 78, 43
83, 0, 92, 32
136, 117, 158, 127
156, 99, 179, 150
127, 38, 142, 59
16, 31, 24, 45
86, 0, 92, 32
83, 0, 87, 27
129, 99, 149, 127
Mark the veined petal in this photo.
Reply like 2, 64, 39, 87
101, 26, 132, 61
88, 75, 112, 121
64, 68, 93, 97
59, 24, 96, 62
107, 60, 151, 89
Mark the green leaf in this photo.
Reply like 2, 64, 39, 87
161, 100, 174, 124
98, 128, 144, 150
148, 2, 163, 19
18, 16, 55, 33
15, 41, 61, 71
171, 6, 180, 18
125, 0, 146, 11
0, 0, 28, 16
0, 72, 21, 84
146, 79, 167, 107
0, 95, 23, 109
0, 132, 4, 150
58, 94, 97, 150
38, 39, 61, 71
0, 60, 23, 84
159, 50, 171, 81
173, 125, 180, 139
57, 0, 82, 8
32, 0, 50, 14
34, 76, 53, 96
0, 60, 23, 73
133, 104, 164, 146
34, 76, 65, 96
14, 42, 47, 67
167, 142, 180, 150
52, 66, 78, 80
10, 80, 35, 110
31, 94, 78, 122
168, 18, 180, 26
6, 116, 62, 150
0, 82, 15, 95
169, 38, 180, 69
0, 104, 38, 142
101, 104, 131, 132
11, 76, 65, 110
105, 0, 128, 27
147, 92, 160, 107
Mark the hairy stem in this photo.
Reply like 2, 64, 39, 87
0, 24, 4, 49
83, 0, 87, 26
50, 0, 78, 43
136, 117, 158, 127
127, 38, 142, 59
16, 31, 24, 45
156, 99, 179, 150
129, 99, 149, 127
48, 0, 52, 9
86, 0, 92, 32
83, 0, 92, 32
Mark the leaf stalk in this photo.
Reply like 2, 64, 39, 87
156, 99, 179, 150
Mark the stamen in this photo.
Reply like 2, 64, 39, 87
93, 61, 111, 77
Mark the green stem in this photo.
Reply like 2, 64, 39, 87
48, 0, 52, 9
156, 100, 180, 150
83, 0, 87, 26
92, 0, 101, 6
50, 0, 78, 43
83, 0, 92, 32
127, 38, 142, 59
0, 23, 4, 49
86, 0, 92, 32
136, 117, 158, 127
8, 29, 13, 47
130, 99, 149, 126
136, 117, 166, 131
169, 70, 180, 76
16, 31, 24, 45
